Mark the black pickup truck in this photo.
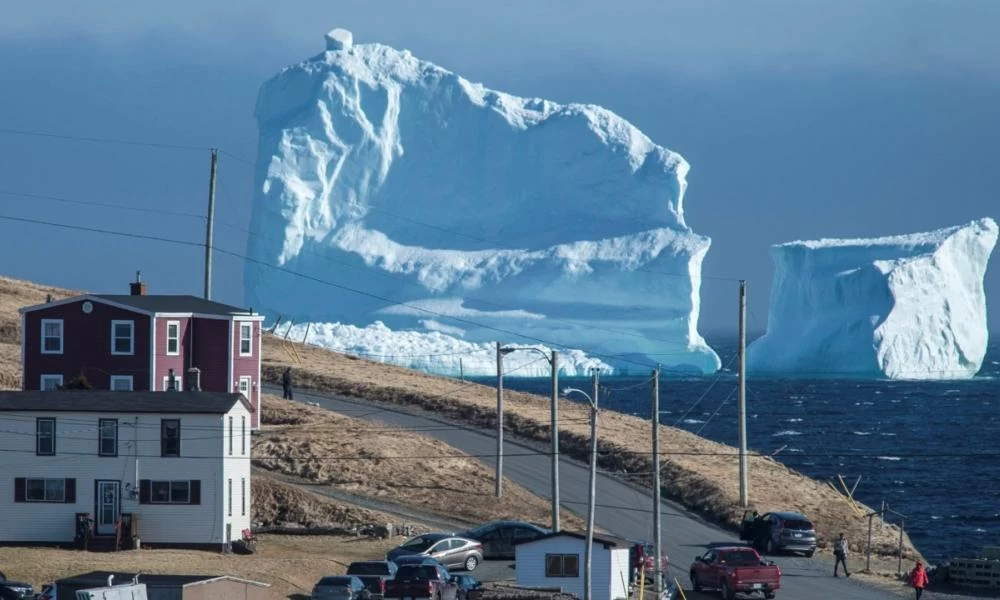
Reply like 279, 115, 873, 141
384, 564, 458, 600
0, 572, 34, 600
347, 561, 398, 599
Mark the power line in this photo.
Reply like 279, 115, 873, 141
0, 126, 209, 152
0, 189, 205, 219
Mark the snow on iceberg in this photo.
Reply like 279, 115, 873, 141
748, 218, 998, 380
245, 28, 721, 375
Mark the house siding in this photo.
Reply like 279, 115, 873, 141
221, 404, 252, 541
231, 320, 260, 429
23, 300, 151, 391
190, 318, 229, 394
155, 317, 191, 390
0, 405, 251, 546
515, 536, 625, 600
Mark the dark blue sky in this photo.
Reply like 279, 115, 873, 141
0, 0, 997, 335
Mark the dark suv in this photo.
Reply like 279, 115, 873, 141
739, 510, 817, 557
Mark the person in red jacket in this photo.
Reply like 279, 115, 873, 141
910, 561, 929, 599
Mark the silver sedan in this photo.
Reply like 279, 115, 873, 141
387, 533, 485, 571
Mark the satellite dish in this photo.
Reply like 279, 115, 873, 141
82, 301, 93, 314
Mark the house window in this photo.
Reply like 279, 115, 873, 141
227, 478, 233, 517
166, 320, 180, 356
545, 554, 580, 578
228, 416, 234, 456
111, 320, 135, 355
36, 418, 55, 455
99, 419, 118, 457
241, 415, 247, 455
238, 376, 251, 397
151, 480, 190, 504
239, 322, 253, 356
40, 374, 63, 391
109, 375, 133, 391
41, 319, 63, 354
161, 419, 180, 457
162, 374, 183, 391
14, 478, 75, 504
139, 479, 199, 505
25, 478, 67, 502
241, 477, 246, 516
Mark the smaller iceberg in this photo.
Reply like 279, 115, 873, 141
749, 217, 998, 380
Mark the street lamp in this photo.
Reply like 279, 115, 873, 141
495, 343, 517, 498
501, 346, 560, 532
564, 368, 599, 600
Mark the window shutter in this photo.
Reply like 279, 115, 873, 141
14, 477, 25, 503
139, 479, 151, 504
64, 478, 76, 503
189, 480, 201, 505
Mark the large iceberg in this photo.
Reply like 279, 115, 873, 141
245, 28, 721, 375
748, 218, 998, 380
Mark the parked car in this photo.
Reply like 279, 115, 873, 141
0, 572, 32, 600
384, 564, 459, 600
456, 520, 550, 559
739, 510, 817, 557
387, 533, 484, 571
311, 575, 370, 600
449, 574, 481, 600
346, 560, 398, 599
689, 546, 781, 599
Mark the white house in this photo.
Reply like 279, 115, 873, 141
515, 531, 632, 600
0, 390, 252, 549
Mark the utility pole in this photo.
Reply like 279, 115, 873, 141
652, 365, 662, 592
738, 280, 749, 507
495, 341, 504, 498
584, 368, 599, 600
203, 147, 218, 300
550, 350, 560, 533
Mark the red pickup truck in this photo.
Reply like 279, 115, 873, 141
689, 546, 780, 599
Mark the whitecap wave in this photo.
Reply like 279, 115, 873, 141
772, 430, 803, 437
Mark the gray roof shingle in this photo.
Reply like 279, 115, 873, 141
0, 391, 250, 414
93, 294, 256, 317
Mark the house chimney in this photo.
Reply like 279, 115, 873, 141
186, 367, 201, 391
130, 270, 147, 296
167, 368, 177, 391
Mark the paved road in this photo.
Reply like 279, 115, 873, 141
276, 386, 909, 599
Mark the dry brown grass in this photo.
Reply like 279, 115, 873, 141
253, 393, 585, 530
260, 335, 923, 563
0, 534, 400, 599
252, 472, 415, 529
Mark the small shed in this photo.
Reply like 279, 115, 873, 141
514, 531, 631, 600
55, 572, 270, 600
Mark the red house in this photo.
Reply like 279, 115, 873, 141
18, 277, 265, 429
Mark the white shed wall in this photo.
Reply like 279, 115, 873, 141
515, 536, 623, 600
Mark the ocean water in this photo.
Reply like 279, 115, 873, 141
492, 340, 1000, 565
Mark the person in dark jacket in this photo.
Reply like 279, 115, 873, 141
282, 367, 293, 400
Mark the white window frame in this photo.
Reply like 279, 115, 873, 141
40, 374, 63, 391
241, 477, 246, 516
239, 322, 253, 356
228, 416, 234, 456
150, 480, 191, 504
40, 319, 64, 354
227, 478, 233, 517
25, 478, 66, 502
165, 320, 180, 356
110, 375, 133, 391
241, 415, 247, 455
163, 374, 184, 392
111, 320, 135, 356
238, 376, 251, 398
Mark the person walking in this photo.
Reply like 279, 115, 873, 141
833, 533, 851, 577
910, 561, 929, 599
282, 367, 294, 400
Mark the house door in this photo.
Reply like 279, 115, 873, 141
95, 480, 120, 535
